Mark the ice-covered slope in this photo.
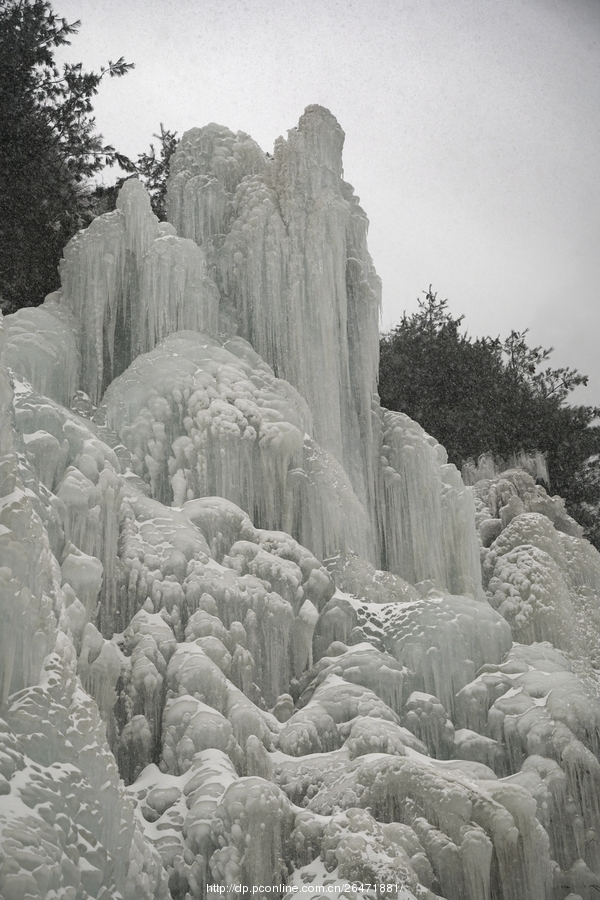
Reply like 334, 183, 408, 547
1, 107, 600, 900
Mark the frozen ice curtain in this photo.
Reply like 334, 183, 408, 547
1, 107, 599, 899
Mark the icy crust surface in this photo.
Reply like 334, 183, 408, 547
2, 107, 600, 900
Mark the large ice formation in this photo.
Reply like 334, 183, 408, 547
1, 105, 600, 900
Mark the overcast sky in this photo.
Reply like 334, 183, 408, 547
57, 0, 600, 401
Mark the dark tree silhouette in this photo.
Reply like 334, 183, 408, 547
379, 289, 600, 545
0, 0, 133, 311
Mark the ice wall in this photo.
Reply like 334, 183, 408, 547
2, 107, 600, 900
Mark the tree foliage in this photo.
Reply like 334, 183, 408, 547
92, 124, 178, 221
131, 124, 178, 220
0, 0, 133, 311
379, 289, 600, 542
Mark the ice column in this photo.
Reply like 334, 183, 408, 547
167, 107, 382, 553
58, 179, 218, 403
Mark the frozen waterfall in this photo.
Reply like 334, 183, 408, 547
1, 105, 600, 900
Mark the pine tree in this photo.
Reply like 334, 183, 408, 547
379, 289, 600, 545
0, 0, 132, 311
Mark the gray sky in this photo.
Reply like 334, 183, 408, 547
57, 0, 600, 402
